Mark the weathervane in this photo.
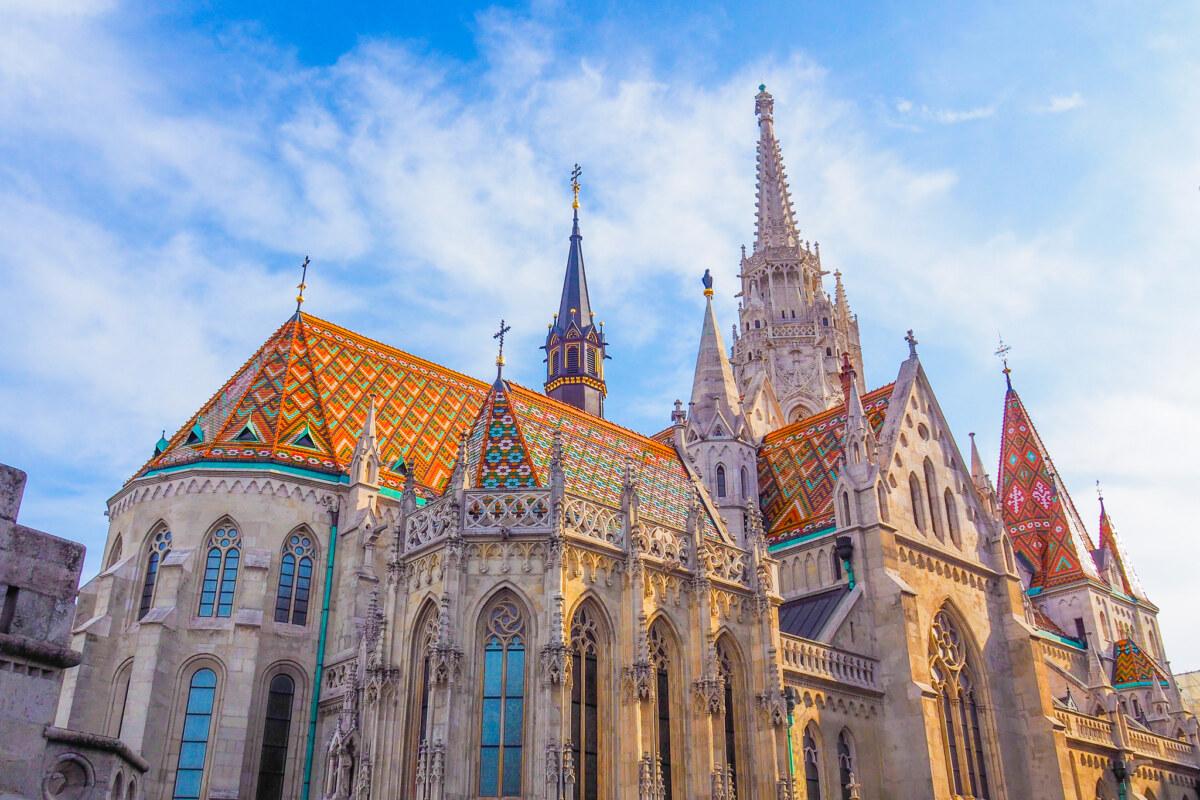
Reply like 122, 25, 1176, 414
493, 318, 512, 378
571, 164, 582, 210
295, 255, 310, 313
995, 334, 1012, 388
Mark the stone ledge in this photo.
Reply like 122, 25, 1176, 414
0, 631, 81, 669
43, 726, 149, 772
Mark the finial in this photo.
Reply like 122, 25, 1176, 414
493, 318, 512, 379
1096, 479, 1106, 509
904, 329, 919, 357
672, 398, 686, 425
571, 163, 582, 211
995, 334, 1013, 389
758, 83, 766, 92
295, 255, 310, 313
701, 268, 714, 298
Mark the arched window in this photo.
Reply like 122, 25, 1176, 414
716, 465, 727, 498
930, 610, 992, 798
550, 350, 559, 375
109, 659, 134, 738
566, 346, 579, 372
586, 347, 598, 376
570, 605, 602, 799
198, 524, 240, 618
840, 492, 852, 527
107, 534, 124, 568
407, 608, 438, 794
832, 550, 843, 581
923, 458, 943, 540
255, 673, 295, 800
944, 489, 961, 547
717, 640, 740, 797
837, 730, 855, 800
877, 483, 889, 523
274, 531, 316, 625
908, 474, 925, 533
478, 597, 526, 798
139, 527, 172, 620
803, 726, 822, 799
649, 622, 675, 800
740, 467, 749, 499
173, 668, 217, 799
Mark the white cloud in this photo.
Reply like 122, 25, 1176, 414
1036, 91, 1085, 113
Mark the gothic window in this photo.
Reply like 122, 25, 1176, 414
716, 465, 728, 498
908, 474, 926, 533
406, 607, 438, 795
930, 609, 992, 799
586, 347, 598, 376
478, 597, 526, 798
649, 622, 675, 799
754, 320, 761, 329
825, 347, 832, 357
139, 527, 172, 620
109, 659, 134, 738
107, 534, 124, 568
837, 730, 855, 800
567, 346, 580, 373
570, 605, 602, 800
944, 489, 961, 547
274, 531, 316, 625
833, 550, 843, 581
173, 668, 217, 799
791, 309, 796, 318
717, 641, 740, 797
740, 466, 749, 499
923, 459, 944, 541
198, 523, 240, 618
822, 317, 829, 326
254, 673, 295, 800
803, 726, 822, 799
876, 483, 889, 523
551, 349, 560, 375
840, 492, 852, 527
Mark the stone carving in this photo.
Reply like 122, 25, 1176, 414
645, 525, 690, 568
562, 496, 623, 546
405, 496, 458, 549
464, 491, 551, 531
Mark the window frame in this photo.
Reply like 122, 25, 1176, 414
476, 596, 528, 799
198, 522, 242, 618
171, 665, 220, 800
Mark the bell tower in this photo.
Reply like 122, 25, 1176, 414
544, 165, 608, 417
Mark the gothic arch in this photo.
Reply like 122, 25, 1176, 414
167, 655, 227, 800
106, 657, 135, 738
250, 660, 308, 800
715, 633, 750, 798
647, 615, 685, 800
568, 597, 613, 799
106, 533, 124, 568
403, 599, 439, 796
465, 582, 540, 646
471, 588, 534, 798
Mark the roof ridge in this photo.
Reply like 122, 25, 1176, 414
762, 383, 896, 445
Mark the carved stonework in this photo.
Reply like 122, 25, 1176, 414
757, 689, 788, 726
429, 645, 462, 685
623, 660, 653, 702
541, 642, 571, 685
776, 777, 794, 800
694, 675, 725, 715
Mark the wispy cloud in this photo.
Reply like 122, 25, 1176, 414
895, 97, 998, 124
1035, 91, 1085, 113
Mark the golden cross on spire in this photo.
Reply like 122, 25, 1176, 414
493, 318, 512, 375
571, 163, 582, 210
295, 255, 311, 313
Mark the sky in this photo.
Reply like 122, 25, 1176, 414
1, 1, 1198, 667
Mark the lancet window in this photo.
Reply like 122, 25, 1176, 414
139, 526, 172, 620
717, 640, 739, 797
198, 524, 240, 618
254, 673, 295, 800
478, 597, 526, 798
716, 464, 728, 498
944, 489, 961, 547
408, 608, 438, 793
908, 474, 926, 533
930, 609, 992, 799
837, 730, 855, 800
649, 622, 675, 800
570, 605, 601, 800
274, 531, 315, 625
924, 458, 944, 541
803, 726, 822, 799
173, 668, 217, 799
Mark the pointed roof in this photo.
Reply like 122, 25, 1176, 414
474, 379, 540, 489
1112, 638, 1169, 689
758, 383, 894, 544
138, 313, 490, 498
996, 384, 1099, 590
554, 208, 594, 332
1097, 497, 1144, 599
753, 85, 800, 251
688, 278, 744, 436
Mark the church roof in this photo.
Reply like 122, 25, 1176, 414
1097, 498, 1144, 599
1112, 638, 1169, 689
138, 313, 489, 497
757, 384, 894, 545
778, 585, 850, 639
996, 386, 1099, 590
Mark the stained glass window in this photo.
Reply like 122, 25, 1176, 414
274, 532, 316, 625
173, 668, 216, 799
255, 674, 295, 800
716, 465, 727, 498
570, 606, 600, 800
478, 598, 525, 798
198, 525, 240, 618
139, 527, 172, 620
930, 609, 992, 798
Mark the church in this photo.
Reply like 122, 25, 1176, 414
50, 86, 1199, 800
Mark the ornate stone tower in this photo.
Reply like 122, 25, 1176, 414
731, 85, 864, 429
544, 167, 608, 417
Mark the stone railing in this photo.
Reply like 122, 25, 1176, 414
779, 634, 879, 693
1127, 728, 1197, 767
770, 322, 817, 338
463, 490, 552, 534
643, 524, 691, 569
703, 540, 750, 586
1055, 708, 1198, 768
561, 495, 623, 548
1055, 708, 1116, 747
404, 495, 458, 551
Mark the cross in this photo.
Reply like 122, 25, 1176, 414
493, 318, 512, 372
995, 334, 1013, 387
904, 329, 918, 357
571, 163, 582, 210
295, 255, 310, 313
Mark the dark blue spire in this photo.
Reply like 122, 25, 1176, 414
555, 207, 593, 331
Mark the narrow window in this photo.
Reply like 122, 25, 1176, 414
406, 611, 439, 796
930, 610, 992, 799
923, 458, 943, 540
908, 474, 925, 532
198, 524, 241, 618
649, 624, 674, 800
139, 527, 172, 620
586, 347, 598, 376
173, 668, 217, 800
841, 492, 852, 526
716, 465, 727, 498
566, 346, 579, 372
255, 674, 295, 800
110, 660, 134, 738
275, 532, 316, 625
107, 534, 124, 568
803, 727, 822, 799
877, 483, 889, 523
570, 606, 601, 800
550, 350, 559, 375
740, 467, 749, 499
478, 598, 526, 798
0, 585, 18, 634
754, 320, 760, 329
838, 730, 855, 800
833, 550, 843, 581
718, 642, 739, 796
944, 489, 961, 547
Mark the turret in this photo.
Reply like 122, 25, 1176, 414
544, 165, 608, 416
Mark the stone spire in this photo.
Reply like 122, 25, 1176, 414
840, 354, 875, 468
968, 432, 997, 513
349, 395, 381, 487
753, 85, 800, 251
688, 269, 744, 438
545, 164, 607, 417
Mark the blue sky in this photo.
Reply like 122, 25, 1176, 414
1, 1, 1198, 666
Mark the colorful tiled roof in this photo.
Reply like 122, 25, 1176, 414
139, 313, 490, 496
997, 387, 1098, 589
1112, 638, 1168, 689
1097, 499, 1144, 599
757, 385, 894, 545
475, 380, 540, 489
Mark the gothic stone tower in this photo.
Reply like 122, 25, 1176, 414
732, 85, 863, 431
544, 171, 608, 417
